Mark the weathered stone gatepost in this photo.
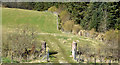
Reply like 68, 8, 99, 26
78, 30, 83, 36
47, 49, 49, 62
41, 40, 46, 54
72, 41, 77, 60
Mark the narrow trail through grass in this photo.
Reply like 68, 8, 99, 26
47, 35, 68, 63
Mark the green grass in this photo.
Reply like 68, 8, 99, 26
2, 57, 20, 63
2, 8, 60, 33
2, 57, 11, 63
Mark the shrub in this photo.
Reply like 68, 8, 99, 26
104, 29, 119, 57
2, 24, 39, 61
72, 25, 82, 34
104, 29, 118, 44
59, 10, 70, 23
89, 28, 96, 38
62, 20, 74, 32
48, 6, 57, 12
56, 4, 66, 14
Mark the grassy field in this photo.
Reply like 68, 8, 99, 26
2, 8, 103, 63
2, 8, 60, 33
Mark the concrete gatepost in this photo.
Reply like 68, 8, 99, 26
72, 41, 77, 60
41, 40, 46, 54
79, 30, 83, 36
47, 49, 49, 62
73, 49, 76, 60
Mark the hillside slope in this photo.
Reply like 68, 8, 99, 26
2, 8, 60, 33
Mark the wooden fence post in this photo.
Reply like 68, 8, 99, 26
94, 57, 96, 65
11, 52, 13, 63
109, 59, 111, 65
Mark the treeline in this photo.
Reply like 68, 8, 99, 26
2, 2, 120, 32
2, 2, 56, 11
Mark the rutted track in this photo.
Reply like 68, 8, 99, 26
38, 33, 100, 44
37, 33, 101, 63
